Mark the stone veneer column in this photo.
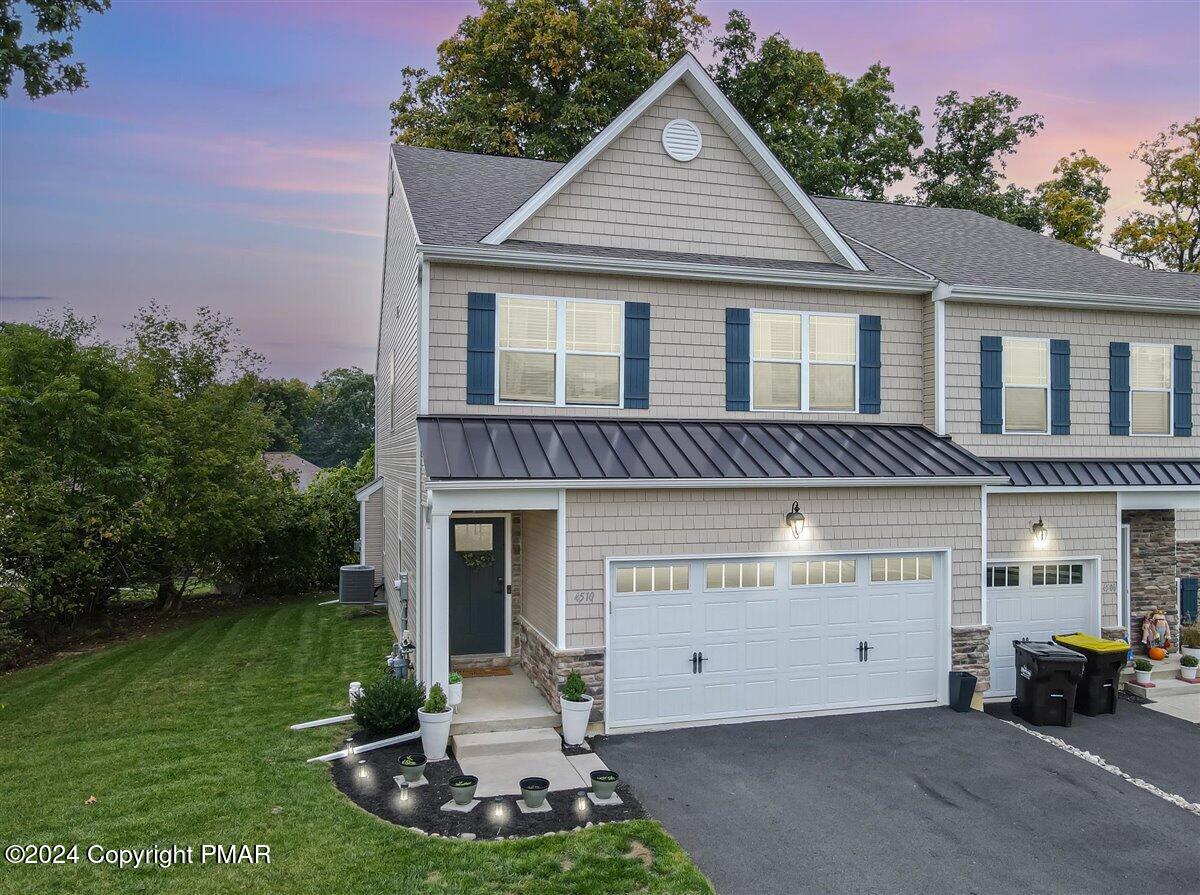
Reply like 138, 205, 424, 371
516, 618, 606, 719
951, 625, 991, 693
1123, 510, 1178, 652
1101, 626, 1129, 643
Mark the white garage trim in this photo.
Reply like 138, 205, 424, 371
602, 547, 953, 734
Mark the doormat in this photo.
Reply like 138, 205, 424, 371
456, 667, 512, 678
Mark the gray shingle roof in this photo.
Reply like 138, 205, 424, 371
990, 458, 1200, 488
418, 415, 1001, 482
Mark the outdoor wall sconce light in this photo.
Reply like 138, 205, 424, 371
1032, 518, 1047, 544
786, 501, 806, 539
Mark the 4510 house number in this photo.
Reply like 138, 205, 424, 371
573, 591, 596, 604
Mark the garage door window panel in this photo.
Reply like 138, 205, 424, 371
792, 559, 857, 586
986, 565, 1020, 588
1003, 337, 1049, 434
1032, 563, 1083, 586
870, 556, 932, 583
706, 561, 775, 590
615, 564, 689, 594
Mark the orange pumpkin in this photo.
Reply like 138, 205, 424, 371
1148, 647, 1167, 661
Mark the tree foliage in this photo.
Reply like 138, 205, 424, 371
1112, 118, 1200, 272
389, 0, 708, 159
913, 90, 1045, 230
0, 0, 110, 99
301, 367, 374, 468
710, 10, 922, 199
249, 374, 316, 452
1035, 151, 1111, 250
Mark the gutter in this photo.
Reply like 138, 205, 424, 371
934, 282, 1200, 316
426, 474, 1011, 492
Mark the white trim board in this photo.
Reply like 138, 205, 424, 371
936, 286, 1200, 317
427, 475, 1009, 492
480, 54, 868, 272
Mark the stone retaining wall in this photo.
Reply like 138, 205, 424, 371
516, 617, 606, 719
951, 624, 991, 693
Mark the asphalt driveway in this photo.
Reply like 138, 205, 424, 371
593, 703, 1199, 895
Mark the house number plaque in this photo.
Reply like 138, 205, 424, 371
573, 591, 596, 603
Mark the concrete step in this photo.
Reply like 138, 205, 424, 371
1125, 675, 1199, 699
1120, 655, 1182, 683
449, 710, 560, 737
451, 726, 563, 760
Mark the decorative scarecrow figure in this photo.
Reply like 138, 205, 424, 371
1141, 609, 1173, 652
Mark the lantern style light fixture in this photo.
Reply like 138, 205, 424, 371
786, 501, 806, 539
1031, 518, 1047, 544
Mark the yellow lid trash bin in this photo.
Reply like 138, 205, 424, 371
1052, 632, 1130, 715
1052, 633, 1128, 654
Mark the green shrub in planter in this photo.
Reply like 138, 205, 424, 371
1182, 654, 1199, 668
351, 676, 425, 734
1134, 658, 1153, 672
562, 670, 587, 702
424, 682, 448, 714
1182, 626, 1200, 649
448, 671, 462, 684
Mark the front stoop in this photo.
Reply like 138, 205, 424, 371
452, 727, 562, 761
1121, 655, 1183, 697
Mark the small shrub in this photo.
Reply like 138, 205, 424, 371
400, 754, 425, 766
1134, 658, 1153, 672
424, 683, 448, 714
448, 671, 462, 684
351, 676, 425, 734
1181, 654, 1199, 668
562, 670, 587, 702
1181, 626, 1200, 649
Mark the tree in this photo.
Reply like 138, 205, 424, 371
249, 374, 315, 452
1112, 118, 1200, 272
303, 445, 375, 590
389, 0, 708, 160
710, 10, 922, 199
1036, 150, 1111, 250
913, 90, 1045, 230
301, 367, 374, 468
1, 0, 110, 99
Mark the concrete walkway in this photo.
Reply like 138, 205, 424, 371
1141, 678, 1200, 723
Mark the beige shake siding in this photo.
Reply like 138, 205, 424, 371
945, 301, 1200, 458
986, 491, 1119, 625
922, 301, 936, 429
563, 485, 984, 649
1177, 509, 1200, 540
519, 510, 559, 644
514, 81, 832, 264
427, 263, 926, 423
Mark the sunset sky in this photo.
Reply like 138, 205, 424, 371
2, 0, 1197, 380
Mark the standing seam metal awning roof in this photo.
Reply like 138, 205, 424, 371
418, 416, 1002, 482
989, 458, 1200, 488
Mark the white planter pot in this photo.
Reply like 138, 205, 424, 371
1182, 665, 1198, 682
559, 694, 593, 746
1183, 646, 1200, 662
1135, 669, 1153, 685
448, 681, 463, 707
418, 708, 454, 760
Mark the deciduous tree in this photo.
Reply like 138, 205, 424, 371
1036, 150, 1111, 250
0, 0, 110, 99
301, 368, 374, 469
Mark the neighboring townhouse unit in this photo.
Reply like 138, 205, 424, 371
362, 54, 1200, 734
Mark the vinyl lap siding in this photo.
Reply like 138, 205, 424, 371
945, 302, 1200, 457
564, 486, 983, 649
513, 82, 832, 263
518, 510, 558, 644
362, 489, 384, 585
427, 263, 925, 424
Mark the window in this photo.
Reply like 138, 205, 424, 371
497, 296, 622, 406
791, 559, 856, 586
1032, 563, 1083, 586
705, 561, 775, 589
986, 565, 1020, 588
615, 564, 689, 594
1130, 344, 1172, 435
750, 311, 857, 412
1003, 337, 1049, 434
870, 555, 933, 583
454, 523, 493, 552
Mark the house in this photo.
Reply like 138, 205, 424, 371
362, 54, 1200, 734
263, 451, 322, 491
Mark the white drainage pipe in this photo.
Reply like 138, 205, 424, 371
306, 730, 420, 763
289, 714, 354, 731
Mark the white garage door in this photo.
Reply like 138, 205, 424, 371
607, 552, 945, 730
987, 559, 1098, 698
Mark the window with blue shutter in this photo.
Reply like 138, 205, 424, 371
1174, 344, 1192, 436
1050, 339, 1070, 434
1182, 578, 1199, 625
623, 302, 650, 409
466, 292, 496, 405
858, 315, 881, 414
725, 308, 750, 411
980, 336, 1003, 433
1109, 342, 1130, 435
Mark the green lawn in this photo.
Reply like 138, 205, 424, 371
0, 599, 711, 895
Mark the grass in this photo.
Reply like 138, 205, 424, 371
0, 598, 711, 895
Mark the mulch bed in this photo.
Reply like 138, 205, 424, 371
329, 739, 647, 840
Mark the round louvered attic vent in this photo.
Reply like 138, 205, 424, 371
661, 118, 702, 162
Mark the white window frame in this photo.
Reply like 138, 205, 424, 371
1001, 336, 1050, 436
985, 564, 1020, 588
1129, 342, 1174, 437
748, 309, 859, 414
495, 293, 625, 409
703, 560, 777, 591
869, 555, 934, 584
789, 558, 858, 587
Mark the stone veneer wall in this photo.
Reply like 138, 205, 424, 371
951, 625, 991, 693
1101, 626, 1129, 643
1123, 510, 1178, 652
516, 617, 605, 719
1177, 539, 1200, 580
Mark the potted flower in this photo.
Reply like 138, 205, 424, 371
418, 683, 453, 760
399, 753, 426, 783
1182, 625, 1200, 662
559, 670, 593, 746
449, 774, 478, 805
590, 770, 619, 800
519, 776, 549, 808
1133, 658, 1154, 685
448, 671, 463, 709
1181, 654, 1199, 682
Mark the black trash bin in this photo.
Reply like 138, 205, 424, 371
1011, 640, 1086, 727
1052, 633, 1129, 716
948, 671, 978, 712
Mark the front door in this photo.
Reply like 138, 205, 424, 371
449, 517, 506, 656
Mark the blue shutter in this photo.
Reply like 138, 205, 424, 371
1182, 578, 1199, 625
1174, 344, 1192, 436
466, 292, 496, 405
980, 336, 1003, 433
623, 302, 650, 409
858, 315, 881, 414
1050, 339, 1071, 434
1109, 342, 1130, 435
725, 308, 750, 411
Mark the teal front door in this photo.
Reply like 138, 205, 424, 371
449, 517, 506, 656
